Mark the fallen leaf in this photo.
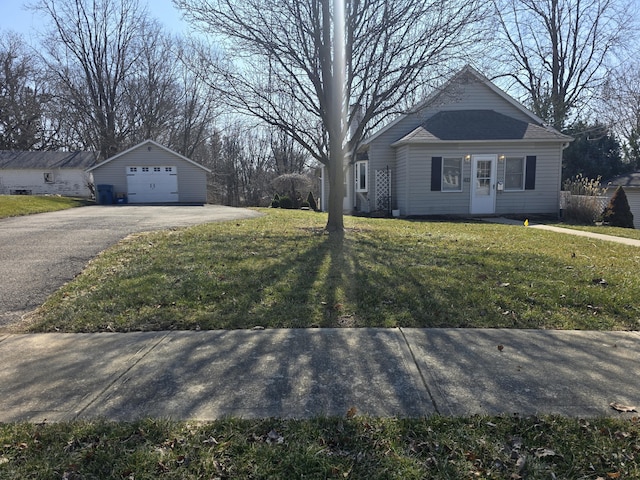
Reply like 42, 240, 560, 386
499, 282, 510, 287
607, 472, 621, 478
266, 430, 284, 444
534, 448, 559, 458
592, 278, 608, 286
497, 345, 504, 352
610, 402, 637, 413
346, 407, 357, 418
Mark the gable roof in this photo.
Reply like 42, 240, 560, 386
605, 172, 640, 188
362, 65, 566, 147
392, 110, 571, 146
86, 139, 211, 173
0, 150, 97, 169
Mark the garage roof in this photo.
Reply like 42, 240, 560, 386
87, 140, 211, 173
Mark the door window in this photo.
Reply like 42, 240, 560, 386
476, 160, 492, 195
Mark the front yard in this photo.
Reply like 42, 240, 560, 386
27, 209, 640, 332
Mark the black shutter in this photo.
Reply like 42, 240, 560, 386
431, 157, 442, 191
525, 155, 536, 190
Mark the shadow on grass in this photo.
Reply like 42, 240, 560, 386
27, 216, 640, 332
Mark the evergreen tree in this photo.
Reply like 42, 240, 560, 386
602, 186, 634, 228
562, 121, 628, 182
307, 191, 318, 212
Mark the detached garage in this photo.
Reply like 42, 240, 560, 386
87, 140, 210, 204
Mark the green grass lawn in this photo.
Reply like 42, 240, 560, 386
0, 195, 91, 219
1, 415, 638, 479
27, 209, 640, 332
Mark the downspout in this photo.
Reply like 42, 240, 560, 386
321, 166, 326, 212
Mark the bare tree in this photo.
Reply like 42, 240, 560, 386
176, 0, 487, 232
492, 0, 633, 130
600, 65, 640, 169
168, 39, 221, 159
123, 20, 179, 147
0, 31, 49, 150
35, 0, 148, 158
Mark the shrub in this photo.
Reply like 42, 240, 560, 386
279, 195, 293, 209
307, 191, 318, 211
271, 199, 280, 208
300, 201, 310, 209
274, 193, 280, 201
602, 186, 634, 228
562, 174, 608, 224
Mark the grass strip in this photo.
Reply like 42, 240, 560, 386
1, 415, 638, 479
28, 209, 640, 332
0, 195, 91, 219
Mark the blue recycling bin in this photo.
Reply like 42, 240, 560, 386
97, 184, 114, 205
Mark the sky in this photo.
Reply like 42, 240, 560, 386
0, 0, 193, 41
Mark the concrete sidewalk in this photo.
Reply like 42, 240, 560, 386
0, 328, 638, 423
483, 217, 640, 246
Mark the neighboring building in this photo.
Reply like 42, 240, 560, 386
87, 140, 211, 204
604, 172, 640, 229
322, 65, 573, 217
0, 150, 97, 197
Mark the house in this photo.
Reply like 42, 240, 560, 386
87, 140, 211, 204
604, 172, 640, 229
0, 150, 97, 197
322, 65, 572, 217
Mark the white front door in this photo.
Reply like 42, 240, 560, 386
470, 155, 497, 214
127, 166, 178, 203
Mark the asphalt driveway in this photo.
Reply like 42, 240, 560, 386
0, 205, 262, 330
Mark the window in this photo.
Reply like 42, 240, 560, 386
142, 167, 149, 172
43, 172, 54, 183
154, 167, 161, 172
504, 157, 524, 190
442, 157, 462, 191
355, 160, 368, 192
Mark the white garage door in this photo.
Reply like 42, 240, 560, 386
126, 166, 178, 203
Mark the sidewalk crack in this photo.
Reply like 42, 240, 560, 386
72, 333, 169, 420
399, 328, 440, 414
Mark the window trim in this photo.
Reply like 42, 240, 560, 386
355, 160, 368, 193
504, 156, 525, 191
43, 172, 54, 184
441, 157, 463, 192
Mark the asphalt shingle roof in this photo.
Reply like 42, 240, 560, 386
606, 172, 640, 188
395, 110, 570, 144
0, 151, 97, 169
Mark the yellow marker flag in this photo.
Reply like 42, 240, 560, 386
524, 219, 529, 227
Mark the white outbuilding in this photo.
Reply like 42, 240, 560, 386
87, 140, 211, 204
0, 150, 96, 197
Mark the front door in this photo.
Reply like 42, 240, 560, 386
470, 155, 497, 214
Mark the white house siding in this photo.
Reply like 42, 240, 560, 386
91, 144, 208, 203
626, 190, 640, 229
0, 168, 92, 197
